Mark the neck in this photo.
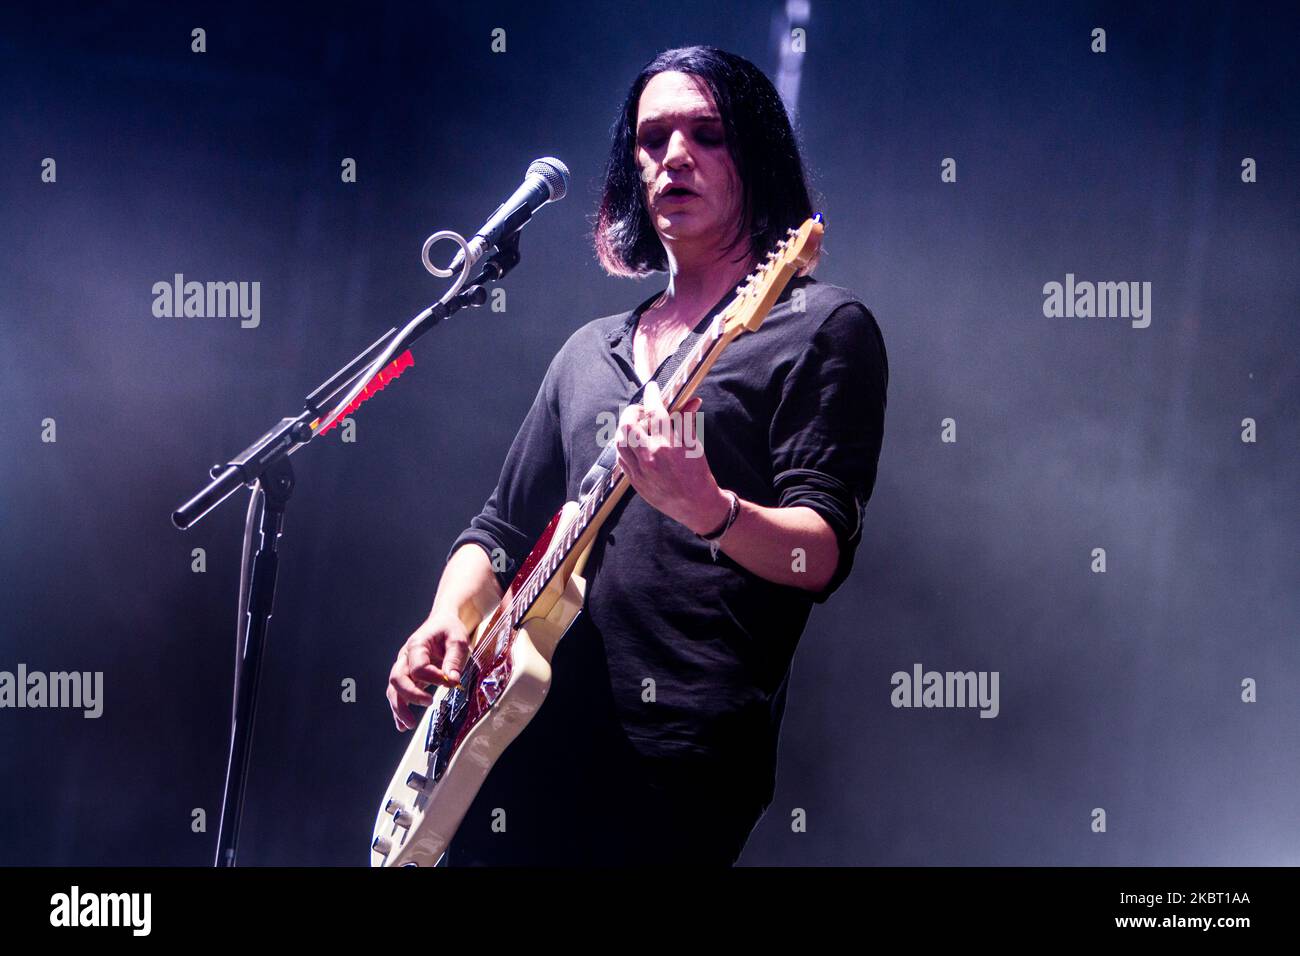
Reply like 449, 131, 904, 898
653, 240, 755, 321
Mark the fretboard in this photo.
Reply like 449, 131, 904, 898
507, 310, 729, 628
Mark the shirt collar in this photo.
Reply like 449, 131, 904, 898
604, 283, 741, 350
605, 290, 664, 348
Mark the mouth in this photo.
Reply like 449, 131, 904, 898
658, 184, 699, 203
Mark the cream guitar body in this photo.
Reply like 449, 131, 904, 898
370, 501, 590, 867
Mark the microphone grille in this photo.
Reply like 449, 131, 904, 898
529, 157, 570, 201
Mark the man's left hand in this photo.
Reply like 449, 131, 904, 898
614, 381, 730, 536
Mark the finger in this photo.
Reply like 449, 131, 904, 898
394, 704, 414, 731
675, 396, 703, 444
441, 639, 469, 685
617, 402, 643, 439
411, 655, 460, 686
616, 415, 646, 451
410, 662, 454, 686
390, 669, 434, 707
615, 440, 642, 483
393, 674, 433, 708
642, 382, 670, 433
620, 419, 653, 457
406, 640, 432, 671
387, 686, 415, 731
644, 380, 666, 415
403, 641, 444, 686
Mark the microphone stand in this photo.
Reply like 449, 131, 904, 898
172, 232, 523, 867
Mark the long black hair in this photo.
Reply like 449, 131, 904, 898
593, 45, 816, 277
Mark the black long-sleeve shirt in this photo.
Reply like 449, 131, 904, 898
445, 274, 888, 860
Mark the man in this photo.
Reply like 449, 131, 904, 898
386, 45, 888, 865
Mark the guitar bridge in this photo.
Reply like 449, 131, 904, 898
424, 663, 477, 782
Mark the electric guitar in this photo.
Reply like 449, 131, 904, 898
369, 214, 824, 866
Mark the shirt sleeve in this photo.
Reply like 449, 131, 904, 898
767, 301, 888, 603
446, 353, 569, 593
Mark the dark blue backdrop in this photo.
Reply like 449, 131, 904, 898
1, 0, 1296, 865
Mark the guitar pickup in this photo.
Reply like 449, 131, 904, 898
477, 661, 510, 709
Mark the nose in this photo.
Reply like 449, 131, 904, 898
663, 129, 694, 170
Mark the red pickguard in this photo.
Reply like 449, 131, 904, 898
449, 506, 565, 752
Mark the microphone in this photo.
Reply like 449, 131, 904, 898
446, 157, 570, 275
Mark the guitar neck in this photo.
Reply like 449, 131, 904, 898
507, 313, 737, 627
504, 218, 821, 628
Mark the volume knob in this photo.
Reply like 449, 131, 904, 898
386, 799, 414, 827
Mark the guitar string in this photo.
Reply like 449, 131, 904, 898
484, 241, 791, 633
448, 310, 725, 695
456, 244, 790, 685
444, 231, 800, 699
457, 322, 717, 678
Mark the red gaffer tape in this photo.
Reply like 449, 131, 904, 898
316, 349, 415, 436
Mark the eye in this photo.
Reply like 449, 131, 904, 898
695, 127, 724, 146
637, 128, 666, 150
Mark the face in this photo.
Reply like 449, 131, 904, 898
635, 70, 746, 256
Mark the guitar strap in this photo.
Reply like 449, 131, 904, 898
577, 288, 732, 499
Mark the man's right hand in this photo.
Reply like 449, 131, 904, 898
387, 612, 471, 732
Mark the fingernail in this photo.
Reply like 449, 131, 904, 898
447, 669, 459, 682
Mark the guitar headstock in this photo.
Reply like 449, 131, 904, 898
721, 214, 824, 336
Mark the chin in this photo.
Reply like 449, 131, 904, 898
655, 212, 717, 240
